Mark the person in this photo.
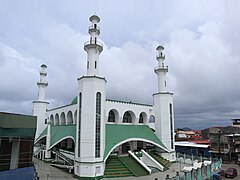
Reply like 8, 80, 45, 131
165, 174, 170, 180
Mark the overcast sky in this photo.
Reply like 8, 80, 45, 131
0, 0, 240, 129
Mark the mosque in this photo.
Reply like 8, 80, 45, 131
34, 15, 176, 179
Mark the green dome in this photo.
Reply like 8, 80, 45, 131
70, 96, 77, 105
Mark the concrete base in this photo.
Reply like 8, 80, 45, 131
74, 161, 105, 178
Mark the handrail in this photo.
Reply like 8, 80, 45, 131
89, 25, 100, 31
84, 40, 103, 47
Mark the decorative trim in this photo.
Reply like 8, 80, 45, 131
77, 75, 107, 82
74, 160, 104, 164
152, 92, 173, 96
106, 99, 152, 107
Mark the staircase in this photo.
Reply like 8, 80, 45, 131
104, 155, 133, 178
118, 155, 149, 176
149, 152, 171, 171
52, 150, 74, 166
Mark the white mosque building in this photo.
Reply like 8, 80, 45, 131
34, 15, 176, 179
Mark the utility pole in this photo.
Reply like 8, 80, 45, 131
218, 130, 221, 160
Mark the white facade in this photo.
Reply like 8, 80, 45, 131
33, 15, 176, 179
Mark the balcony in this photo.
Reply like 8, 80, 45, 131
88, 25, 100, 34
84, 40, 103, 52
156, 54, 165, 59
154, 66, 168, 73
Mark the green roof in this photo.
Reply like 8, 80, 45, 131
0, 112, 36, 138
0, 112, 37, 129
50, 125, 76, 148
71, 96, 77, 105
36, 124, 168, 160
35, 125, 76, 149
104, 124, 168, 160
35, 127, 47, 142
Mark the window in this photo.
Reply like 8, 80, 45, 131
78, 93, 82, 157
170, 103, 174, 149
95, 61, 97, 69
95, 92, 101, 158
87, 61, 89, 69
94, 24, 97, 29
108, 110, 115, 122
139, 113, 143, 123
123, 112, 132, 123
149, 115, 155, 123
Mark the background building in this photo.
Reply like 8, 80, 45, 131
0, 112, 37, 179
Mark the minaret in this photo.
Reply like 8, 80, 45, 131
155, 45, 168, 92
74, 15, 106, 178
84, 15, 103, 76
153, 45, 176, 161
33, 64, 49, 139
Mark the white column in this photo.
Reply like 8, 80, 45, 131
45, 121, 51, 159
10, 138, 20, 169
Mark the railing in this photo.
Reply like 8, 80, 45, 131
154, 66, 168, 72
89, 25, 100, 31
84, 40, 103, 47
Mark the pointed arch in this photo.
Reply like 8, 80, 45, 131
123, 111, 136, 123
74, 110, 77, 124
55, 114, 59, 125
50, 114, 54, 125
107, 109, 119, 123
67, 111, 73, 124
60, 112, 66, 125
139, 112, 147, 124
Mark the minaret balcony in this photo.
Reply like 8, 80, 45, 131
37, 81, 48, 86
154, 66, 168, 73
156, 54, 165, 60
84, 40, 103, 53
88, 25, 100, 35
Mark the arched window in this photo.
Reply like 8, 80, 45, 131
170, 103, 174, 149
67, 111, 73, 124
60, 112, 66, 125
55, 114, 59, 125
50, 115, 54, 125
95, 92, 101, 158
108, 110, 115, 122
78, 93, 82, 157
74, 110, 77, 124
139, 113, 144, 123
123, 111, 132, 123
149, 115, 155, 123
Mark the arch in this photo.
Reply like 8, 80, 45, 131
139, 112, 147, 124
49, 136, 75, 150
107, 109, 119, 123
60, 112, 66, 125
50, 114, 54, 125
67, 111, 73, 124
104, 138, 169, 162
149, 115, 155, 123
123, 111, 136, 123
55, 114, 59, 125
74, 110, 77, 124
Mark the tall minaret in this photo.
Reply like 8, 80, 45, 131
153, 45, 176, 161
74, 15, 106, 178
84, 15, 103, 76
33, 64, 49, 139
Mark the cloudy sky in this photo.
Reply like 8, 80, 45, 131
0, 0, 240, 129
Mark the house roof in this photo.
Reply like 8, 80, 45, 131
175, 141, 209, 148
